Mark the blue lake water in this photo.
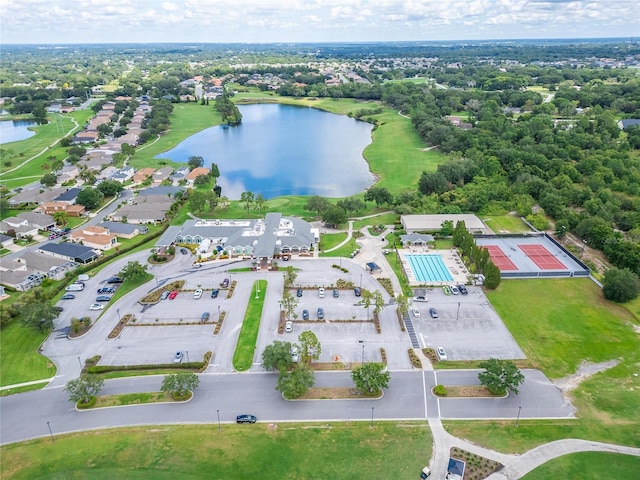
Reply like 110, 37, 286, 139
0, 119, 39, 144
157, 103, 375, 199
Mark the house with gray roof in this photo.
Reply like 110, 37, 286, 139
17, 212, 55, 230
37, 242, 100, 264
0, 218, 39, 239
137, 186, 185, 197
97, 221, 148, 238
54, 188, 81, 204
400, 233, 435, 246
152, 166, 174, 184
16, 251, 76, 280
617, 119, 640, 130
0, 234, 13, 248
8, 187, 66, 207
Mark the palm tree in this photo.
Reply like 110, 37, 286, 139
52, 211, 69, 227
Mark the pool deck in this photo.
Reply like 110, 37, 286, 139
398, 248, 469, 286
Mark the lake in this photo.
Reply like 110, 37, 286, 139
0, 119, 39, 144
157, 104, 375, 199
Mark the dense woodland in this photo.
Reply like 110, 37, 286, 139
1, 40, 639, 284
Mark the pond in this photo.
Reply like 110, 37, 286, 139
157, 104, 375, 199
0, 119, 39, 144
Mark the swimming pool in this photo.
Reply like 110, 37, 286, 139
406, 254, 453, 283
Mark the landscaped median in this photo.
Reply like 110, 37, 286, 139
232, 280, 267, 371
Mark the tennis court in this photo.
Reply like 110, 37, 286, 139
484, 245, 518, 271
519, 244, 567, 270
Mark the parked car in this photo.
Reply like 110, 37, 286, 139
180, 248, 189, 255
285, 320, 293, 333
160, 291, 170, 300
89, 303, 104, 311
53, 306, 63, 314
317, 307, 324, 320
450, 286, 460, 295
236, 414, 257, 424
96, 295, 112, 302
420, 466, 432, 479
302, 309, 309, 320
458, 285, 468, 295
436, 347, 447, 361
429, 308, 438, 318
221, 278, 230, 288
201, 312, 210, 322
173, 351, 183, 363
290, 345, 299, 363
61, 293, 75, 300
333, 289, 339, 298
97, 287, 115, 294
193, 288, 203, 299
107, 277, 123, 284
65, 283, 84, 292
412, 308, 420, 317
354, 287, 362, 297
211, 289, 219, 299
413, 295, 428, 302
318, 287, 325, 298
168, 290, 178, 300
296, 288, 303, 297
442, 285, 451, 295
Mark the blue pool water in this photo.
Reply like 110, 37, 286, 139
406, 255, 453, 282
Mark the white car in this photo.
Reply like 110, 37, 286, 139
318, 287, 325, 298
291, 345, 299, 362
412, 308, 420, 317
436, 347, 447, 361
285, 321, 293, 333
193, 288, 203, 299
450, 286, 460, 295
89, 303, 104, 311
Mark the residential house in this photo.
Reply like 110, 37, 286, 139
69, 226, 117, 251
37, 242, 100, 264
97, 221, 148, 239
16, 212, 55, 230
399, 233, 435, 247
185, 167, 211, 185
8, 187, 66, 207
73, 131, 99, 144
56, 165, 80, 183
0, 217, 40, 238
152, 166, 174, 184
110, 194, 174, 224
617, 119, 640, 130
110, 166, 135, 184
444, 116, 473, 130
137, 186, 185, 197
133, 168, 156, 184
16, 251, 76, 280
0, 234, 14, 248
34, 202, 86, 217
53, 188, 81, 204
171, 166, 190, 182
79, 151, 114, 171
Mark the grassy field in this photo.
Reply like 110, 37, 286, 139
0, 321, 56, 387
522, 452, 640, 479
445, 278, 640, 451
232, 280, 267, 371
319, 237, 360, 258
482, 214, 531, 233
0, 422, 431, 480
319, 232, 348, 252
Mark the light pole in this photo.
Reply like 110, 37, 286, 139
456, 302, 460, 322
255, 282, 259, 299
186, 351, 190, 363
360, 274, 363, 288
46, 421, 55, 442
116, 308, 121, 322
358, 340, 364, 364
217, 409, 221, 431
370, 407, 374, 427
218, 305, 221, 320
77, 356, 82, 370
515, 406, 522, 428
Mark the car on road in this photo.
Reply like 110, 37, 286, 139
193, 288, 203, 299
296, 288, 303, 297
107, 277, 123, 284
168, 290, 178, 300
302, 309, 309, 320
318, 287, 325, 298
160, 291, 170, 300
53, 306, 64, 314
221, 278, 230, 288
173, 351, 183, 363
61, 293, 75, 300
96, 295, 112, 302
333, 289, 339, 298
211, 289, 219, 298
317, 307, 324, 320
429, 307, 438, 318
436, 347, 447, 361
180, 248, 189, 255
290, 345, 299, 363
89, 303, 104, 311
412, 308, 420, 317
201, 312, 210, 322
458, 284, 468, 295
236, 414, 257, 424
354, 287, 361, 297
420, 466, 432, 479
285, 320, 293, 333
450, 286, 460, 295
97, 287, 115, 294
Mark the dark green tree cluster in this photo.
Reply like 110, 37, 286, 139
215, 93, 242, 126
452, 221, 500, 289
602, 268, 640, 303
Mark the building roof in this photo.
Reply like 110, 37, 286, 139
137, 186, 184, 197
54, 187, 81, 202
618, 119, 640, 129
156, 226, 183, 247
400, 233, 435, 243
401, 214, 487, 233
38, 242, 99, 262
185, 167, 210, 181
9, 187, 66, 205
18, 251, 75, 273
16, 212, 55, 227
98, 221, 146, 235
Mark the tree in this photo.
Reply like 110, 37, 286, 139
336, 196, 365, 215
255, 194, 266, 212
193, 173, 210, 185
364, 186, 394, 207
305, 195, 331, 216
205, 190, 219, 212
396, 294, 410, 317
161, 372, 200, 399
282, 266, 298, 288
321, 205, 347, 227
20, 301, 58, 332
64, 374, 104, 405
602, 268, 640, 303
40, 173, 58, 187
483, 261, 501, 290
478, 358, 525, 395
76, 188, 104, 210
240, 191, 254, 214
119, 260, 147, 281
210, 162, 220, 178
97, 180, 124, 196
372, 290, 385, 317
280, 290, 299, 322
189, 190, 207, 213
440, 220, 454, 236
276, 363, 314, 399
262, 341, 294, 371
351, 362, 390, 394
358, 289, 373, 319
187, 156, 204, 170
52, 211, 69, 227
298, 330, 321, 362
51, 159, 64, 173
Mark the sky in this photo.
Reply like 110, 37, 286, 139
0, 0, 638, 44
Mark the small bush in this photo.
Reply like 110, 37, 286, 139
77, 396, 97, 409
434, 384, 447, 396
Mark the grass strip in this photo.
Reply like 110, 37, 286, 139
0, 321, 56, 387
232, 280, 267, 371
91, 391, 175, 408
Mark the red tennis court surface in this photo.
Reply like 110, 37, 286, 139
484, 245, 518, 271
518, 245, 567, 270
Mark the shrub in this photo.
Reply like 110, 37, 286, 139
434, 384, 447, 396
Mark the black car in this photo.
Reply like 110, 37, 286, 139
61, 293, 75, 300
211, 289, 219, 298
107, 277, 123, 284
97, 287, 115, 294
296, 288, 303, 297
333, 289, 339, 298
236, 414, 257, 424
317, 307, 324, 320
96, 295, 112, 302
429, 307, 438, 318
302, 309, 309, 320
458, 285, 468, 295
354, 287, 362, 297
53, 306, 64, 314
180, 248, 189, 255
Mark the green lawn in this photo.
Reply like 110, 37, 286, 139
482, 214, 531, 234
319, 237, 360, 258
522, 452, 640, 479
0, 422, 431, 479
232, 280, 267, 371
0, 321, 56, 387
319, 232, 348, 252
352, 212, 399, 230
